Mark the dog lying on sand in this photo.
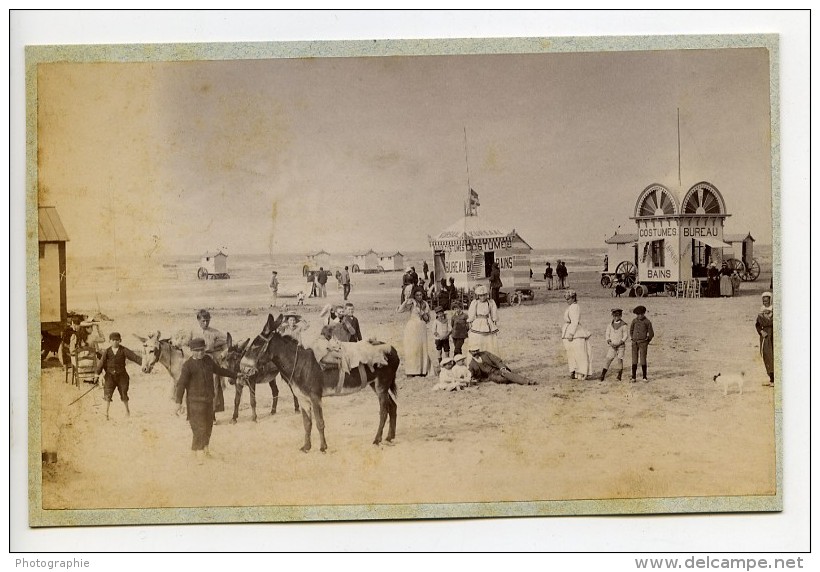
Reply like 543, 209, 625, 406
713, 372, 745, 396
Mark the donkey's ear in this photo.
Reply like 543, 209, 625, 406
134, 334, 146, 343
239, 338, 250, 352
273, 313, 284, 330
226, 332, 233, 347
263, 314, 276, 334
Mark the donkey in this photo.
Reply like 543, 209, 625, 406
230, 334, 300, 424
138, 331, 186, 401
243, 314, 400, 452
139, 331, 246, 410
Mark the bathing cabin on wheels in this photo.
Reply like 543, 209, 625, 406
606, 181, 739, 297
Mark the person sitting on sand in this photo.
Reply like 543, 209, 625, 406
466, 341, 537, 386
432, 357, 465, 391
451, 354, 473, 386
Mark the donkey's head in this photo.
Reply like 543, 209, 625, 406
216, 332, 249, 375
238, 314, 285, 380
137, 331, 162, 373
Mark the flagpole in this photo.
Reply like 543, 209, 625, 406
677, 108, 681, 187
463, 126, 472, 216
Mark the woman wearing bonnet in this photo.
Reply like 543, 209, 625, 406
397, 288, 432, 377
756, 292, 775, 387
561, 289, 593, 380
467, 284, 500, 355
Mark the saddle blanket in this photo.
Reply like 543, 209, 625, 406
339, 341, 390, 371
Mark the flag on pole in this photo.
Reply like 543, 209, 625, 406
469, 188, 480, 208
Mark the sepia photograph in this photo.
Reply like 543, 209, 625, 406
11, 10, 810, 556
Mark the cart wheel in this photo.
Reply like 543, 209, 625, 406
352, 264, 360, 273
197, 267, 207, 280
726, 258, 745, 276
616, 261, 637, 288
745, 259, 761, 282
377, 265, 384, 273
600, 274, 612, 288
509, 292, 522, 307
634, 284, 647, 297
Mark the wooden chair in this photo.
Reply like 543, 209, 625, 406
72, 345, 99, 386
676, 281, 688, 298
690, 279, 701, 299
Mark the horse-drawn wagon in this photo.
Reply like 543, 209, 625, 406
197, 250, 230, 280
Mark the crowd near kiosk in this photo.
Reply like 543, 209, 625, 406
429, 209, 532, 303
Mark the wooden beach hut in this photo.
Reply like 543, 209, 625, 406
307, 250, 332, 269
722, 232, 755, 266
351, 249, 380, 273
429, 215, 532, 292
197, 250, 229, 279
38, 206, 69, 333
378, 252, 404, 272
302, 250, 332, 276
602, 232, 639, 287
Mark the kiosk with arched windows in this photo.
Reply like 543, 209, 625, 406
606, 181, 736, 296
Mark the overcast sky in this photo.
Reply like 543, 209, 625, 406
37, 46, 773, 258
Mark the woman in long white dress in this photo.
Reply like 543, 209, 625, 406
467, 284, 500, 355
561, 289, 592, 380
397, 288, 432, 377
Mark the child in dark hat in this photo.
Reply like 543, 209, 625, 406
600, 308, 629, 381
175, 337, 238, 462
95, 332, 143, 420
449, 300, 469, 357
629, 305, 654, 382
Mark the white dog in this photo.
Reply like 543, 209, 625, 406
713, 372, 745, 396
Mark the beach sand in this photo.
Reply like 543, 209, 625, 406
38, 266, 776, 514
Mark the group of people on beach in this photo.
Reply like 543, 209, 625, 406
560, 289, 655, 383
87, 261, 776, 462
703, 260, 742, 298
397, 282, 537, 390
542, 260, 569, 290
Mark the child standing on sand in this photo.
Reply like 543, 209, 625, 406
432, 306, 452, 364
600, 308, 629, 381
629, 305, 654, 382
449, 301, 469, 358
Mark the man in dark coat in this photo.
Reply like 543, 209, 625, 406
96, 332, 142, 420
175, 338, 238, 462
489, 262, 503, 307
466, 343, 537, 386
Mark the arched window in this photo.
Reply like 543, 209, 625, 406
682, 182, 726, 215
634, 184, 680, 218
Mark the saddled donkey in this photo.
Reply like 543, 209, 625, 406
243, 314, 400, 453
231, 334, 300, 424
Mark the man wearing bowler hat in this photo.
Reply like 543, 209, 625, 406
466, 339, 537, 386
175, 337, 238, 462
96, 332, 142, 420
